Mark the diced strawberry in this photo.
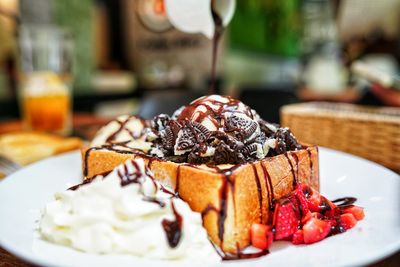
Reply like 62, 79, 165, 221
302, 211, 323, 224
342, 206, 365, 221
300, 185, 322, 212
301, 211, 312, 224
340, 213, 357, 230
292, 229, 304, 245
293, 186, 310, 216
303, 218, 332, 244
324, 218, 338, 229
273, 199, 300, 240
324, 206, 341, 218
319, 196, 336, 214
251, 223, 273, 250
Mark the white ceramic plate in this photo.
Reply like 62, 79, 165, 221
0, 148, 399, 267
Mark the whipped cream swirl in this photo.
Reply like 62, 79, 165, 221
39, 159, 217, 260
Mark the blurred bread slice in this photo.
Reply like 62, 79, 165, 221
0, 132, 82, 165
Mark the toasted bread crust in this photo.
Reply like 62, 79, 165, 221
82, 146, 319, 253
0, 132, 82, 165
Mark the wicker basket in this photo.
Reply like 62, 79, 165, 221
281, 102, 400, 172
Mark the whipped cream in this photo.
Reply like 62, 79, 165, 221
39, 159, 217, 260
91, 115, 152, 153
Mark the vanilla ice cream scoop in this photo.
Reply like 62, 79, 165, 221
175, 95, 257, 132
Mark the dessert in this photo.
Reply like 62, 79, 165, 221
0, 132, 82, 166
39, 94, 365, 261
40, 158, 217, 260
83, 95, 319, 254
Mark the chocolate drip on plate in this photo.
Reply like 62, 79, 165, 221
209, 240, 269, 261
332, 197, 357, 208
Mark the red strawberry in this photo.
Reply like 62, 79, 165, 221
302, 211, 323, 224
342, 206, 365, 221
298, 184, 322, 212
340, 213, 357, 230
319, 196, 336, 213
273, 199, 300, 240
324, 205, 341, 218
251, 223, 273, 250
303, 218, 331, 244
293, 186, 310, 216
292, 229, 304, 245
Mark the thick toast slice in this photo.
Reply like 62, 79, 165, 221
82, 145, 319, 253
0, 132, 82, 165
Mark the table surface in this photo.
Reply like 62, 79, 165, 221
0, 115, 399, 266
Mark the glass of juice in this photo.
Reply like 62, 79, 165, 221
18, 25, 73, 135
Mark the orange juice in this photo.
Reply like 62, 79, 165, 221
19, 72, 72, 135
22, 93, 71, 134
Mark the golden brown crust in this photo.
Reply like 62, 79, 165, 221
82, 146, 319, 253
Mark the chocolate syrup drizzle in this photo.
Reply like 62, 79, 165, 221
161, 200, 183, 248
105, 116, 147, 143
284, 153, 299, 186
307, 149, 313, 178
83, 141, 153, 177
251, 164, 264, 222
209, 0, 224, 95
261, 162, 275, 213
209, 240, 269, 261
177, 95, 254, 125
77, 157, 184, 248
332, 197, 357, 208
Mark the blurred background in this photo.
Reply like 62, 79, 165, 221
0, 1, 399, 264
0, 0, 399, 123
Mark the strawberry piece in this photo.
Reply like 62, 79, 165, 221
303, 218, 331, 244
319, 196, 336, 214
342, 206, 365, 221
273, 199, 300, 240
251, 223, 273, 250
298, 184, 322, 212
340, 213, 357, 230
292, 229, 304, 245
293, 186, 310, 216
324, 205, 341, 218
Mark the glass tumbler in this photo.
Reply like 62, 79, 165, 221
18, 25, 73, 135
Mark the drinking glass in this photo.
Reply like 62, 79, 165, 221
18, 25, 73, 135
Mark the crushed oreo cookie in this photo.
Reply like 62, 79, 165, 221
142, 96, 302, 165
